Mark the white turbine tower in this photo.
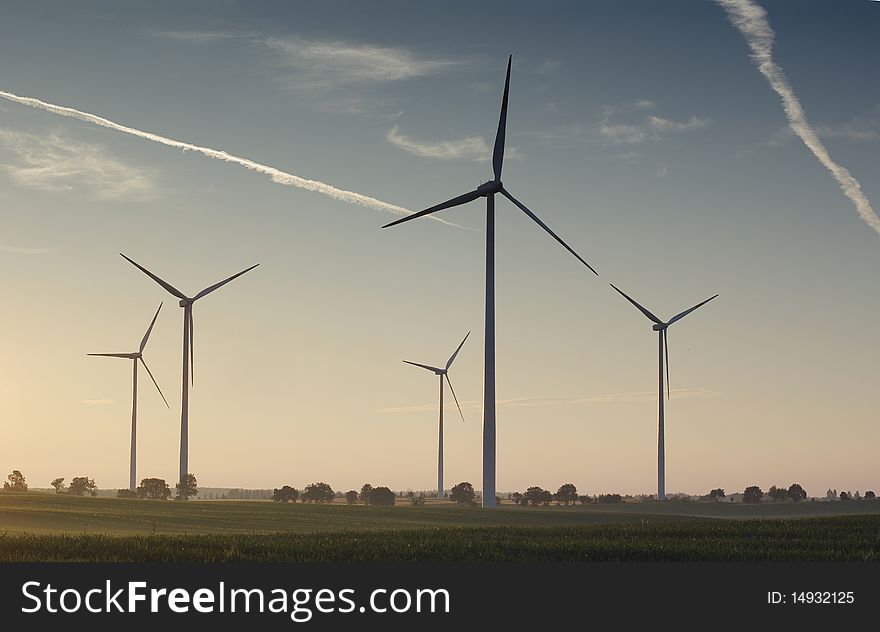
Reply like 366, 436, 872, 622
609, 283, 717, 500
88, 303, 169, 492
382, 56, 597, 508
403, 332, 469, 500
120, 254, 259, 496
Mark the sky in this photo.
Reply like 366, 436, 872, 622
1, 0, 878, 497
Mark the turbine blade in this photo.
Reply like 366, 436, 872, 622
667, 294, 719, 325
189, 309, 194, 386
445, 373, 465, 422
609, 283, 663, 325
382, 189, 481, 229
119, 254, 187, 300
403, 360, 443, 373
501, 187, 598, 275
139, 302, 163, 353
193, 264, 260, 301
87, 353, 132, 358
492, 55, 512, 181
445, 331, 471, 370
140, 357, 170, 409
664, 329, 670, 399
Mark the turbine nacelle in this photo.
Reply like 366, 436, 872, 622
477, 180, 503, 196
652, 323, 668, 332
179, 298, 194, 307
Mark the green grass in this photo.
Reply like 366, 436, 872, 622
2, 517, 880, 562
2, 493, 879, 561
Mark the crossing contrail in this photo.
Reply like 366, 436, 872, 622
715, 0, 880, 235
0, 89, 462, 226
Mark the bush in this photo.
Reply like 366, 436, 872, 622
450, 482, 476, 505
69, 477, 97, 496
345, 490, 358, 504
116, 489, 137, 498
3, 470, 28, 492
302, 482, 335, 503
597, 494, 623, 504
272, 486, 299, 503
743, 486, 763, 503
137, 478, 171, 500
367, 486, 396, 506
523, 486, 553, 506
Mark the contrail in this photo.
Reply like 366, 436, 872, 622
715, 0, 880, 235
0, 89, 461, 226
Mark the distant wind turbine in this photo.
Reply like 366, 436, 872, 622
120, 254, 259, 496
88, 303, 169, 492
383, 56, 597, 508
609, 283, 717, 500
403, 332, 470, 500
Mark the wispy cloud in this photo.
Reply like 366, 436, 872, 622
154, 30, 458, 94
265, 37, 457, 85
0, 244, 52, 255
716, 0, 880, 235
0, 90, 466, 226
387, 125, 520, 162
379, 388, 717, 414
597, 113, 709, 145
647, 115, 709, 134
80, 399, 113, 406
0, 129, 155, 200
816, 119, 880, 143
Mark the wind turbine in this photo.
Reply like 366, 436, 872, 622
88, 303, 169, 492
609, 283, 717, 500
119, 253, 259, 496
403, 332, 470, 500
382, 56, 597, 508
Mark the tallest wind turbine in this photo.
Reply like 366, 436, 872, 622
383, 56, 597, 507
120, 254, 259, 495
609, 284, 717, 500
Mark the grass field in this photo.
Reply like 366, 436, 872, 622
2, 493, 880, 561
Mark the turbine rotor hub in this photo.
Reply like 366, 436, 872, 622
477, 180, 502, 196
653, 323, 668, 331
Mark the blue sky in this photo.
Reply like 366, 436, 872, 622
0, 1, 878, 496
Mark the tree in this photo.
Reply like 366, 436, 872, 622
839, 491, 850, 501
117, 489, 137, 498
3, 470, 28, 492
69, 476, 97, 496
367, 486, 396, 506
555, 483, 578, 506
450, 481, 476, 505
787, 483, 807, 502
175, 473, 198, 500
523, 486, 553, 506
510, 492, 523, 505
709, 488, 726, 503
345, 490, 358, 504
50, 477, 66, 494
865, 491, 875, 499
743, 486, 763, 503
768, 485, 788, 503
302, 482, 335, 503
597, 493, 623, 504
136, 478, 171, 500
578, 494, 593, 505
272, 486, 299, 503
359, 484, 373, 503
411, 493, 426, 506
